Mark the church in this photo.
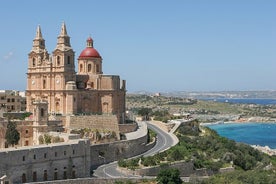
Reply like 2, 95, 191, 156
26, 23, 126, 133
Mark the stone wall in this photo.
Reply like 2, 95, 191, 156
33, 178, 151, 184
0, 139, 91, 183
0, 124, 155, 183
120, 161, 214, 177
118, 123, 137, 134
66, 114, 120, 138
90, 131, 155, 169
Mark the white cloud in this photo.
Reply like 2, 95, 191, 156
3, 51, 14, 61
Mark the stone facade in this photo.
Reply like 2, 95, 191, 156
33, 178, 148, 184
26, 23, 126, 127
0, 139, 91, 183
0, 90, 26, 112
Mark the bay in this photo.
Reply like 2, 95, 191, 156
202, 98, 276, 105
207, 123, 276, 149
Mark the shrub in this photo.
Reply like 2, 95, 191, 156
157, 168, 182, 184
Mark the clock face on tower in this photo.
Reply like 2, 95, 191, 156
32, 80, 35, 85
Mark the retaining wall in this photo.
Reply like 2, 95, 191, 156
120, 161, 215, 177
33, 178, 153, 184
118, 123, 137, 134
90, 132, 155, 169
67, 115, 120, 135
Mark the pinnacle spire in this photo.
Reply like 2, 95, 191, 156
60, 22, 68, 36
35, 25, 43, 39
56, 22, 71, 50
31, 25, 45, 52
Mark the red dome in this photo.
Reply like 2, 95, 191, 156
78, 37, 101, 59
79, 47, 101, 58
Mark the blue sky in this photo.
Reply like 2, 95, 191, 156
0, 1, 275, 92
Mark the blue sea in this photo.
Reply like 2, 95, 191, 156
202, 98, 276, 105
207, 123, 276, 149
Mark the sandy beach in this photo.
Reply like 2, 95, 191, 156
251, 145, 276, 156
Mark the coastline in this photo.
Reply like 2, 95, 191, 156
201, 121, 276, 155
251, 145, 276, 156
200, 121, 251, 126
201, 120, 276, 126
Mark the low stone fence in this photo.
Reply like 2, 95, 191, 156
150, 120, 173, 132
119, 161, 216, 177
33, 178, 154, 184
118, 123, 138, 133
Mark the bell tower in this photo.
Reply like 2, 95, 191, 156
26, 26, 50, 112
32, 100, 49, 145
52, 22, 76, 87
27, 25, 50, 72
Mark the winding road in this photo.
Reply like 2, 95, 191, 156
93, 121, 177, 178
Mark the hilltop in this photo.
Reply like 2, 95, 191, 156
130, 91, 276, 99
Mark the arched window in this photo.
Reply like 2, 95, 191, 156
80, 64, 83, 72
43, 79, 46, 89
72, 170, 76, 179
54, 168, 58, 180
88, 64, 92, 72
103, 102, 109, 113
22, 173, 27, 183
96, 64, 100, 73
32, 58, 36, 67
43, 170, 47, 181
33, 171, 37, 182
63, 167, 67, 179
57, 56, 60, 66
41, 108, 44, 117
55, 102, 60, 113
72, 165, 76, 178
67, 56, 70, 64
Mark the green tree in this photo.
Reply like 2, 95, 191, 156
137, 108, 152, 120
5, 120, 20, 146
38, 135, 44, 144
44, 134, 52, 144
157, 168, 182, 184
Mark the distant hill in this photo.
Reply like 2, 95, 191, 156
128, 91, 276, 99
